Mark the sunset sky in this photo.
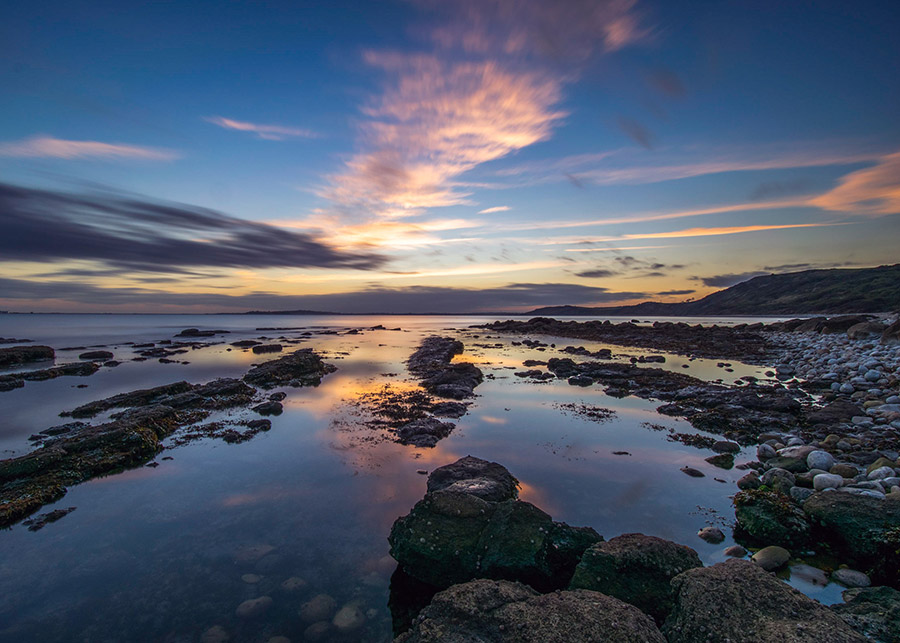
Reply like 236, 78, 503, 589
2, 0, 898, 313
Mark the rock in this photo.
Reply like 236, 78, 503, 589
663, 559, 866, 642
252, 401, 283, 416
241, 573, 262, 584
847, 321, 886, 340
758, 443, 777, 460
569, 533, 702, 623
866, 457, 896, 474
280, 576, 307, 592
802, 492, 900, 566
78, 350, 114, 360
705, 453, 734, 468
332, 603, 366, 632
814, 473, 844, 490
0, 345, 55, 367
252, 344, 283, 354
302, 622, 331, 641
231, 340, 261, 348
831, 463, 859, 478
389, 457, 601, 591
299, 594, 337, 623
751, 545, 790, 571
832, 586, 900, 643
807, 450, 835, 471
243, 349, 335, 388
724, 545, 747, 557
396, 417, 455, 448
868, 466, 895, 480
235, 596, 273, 618
738, 471, 761, 490
832, 568, 871, 588
760, 467, 795, 494
697, 526, 725, 543
766, 456, 808, 473
790, 487, 815, 503
395, 579, 666, 643
734, 490, 810, 548
680, 466, 704, 478
881, 319, 900, 344
712, 440, 741, 453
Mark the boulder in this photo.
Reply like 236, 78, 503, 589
832, 586, 900, 643
881, 319, 900, 344
242, 349, 335, 388
394, 579, 665, 643
569, 533, 702, 624
734, 490, 810, 548
388, 457, 601, 591
751, 545, 790, 571
803, 492, 900, 568
0, 345, 55, 367
663, 559, 866, 642
847, 321, 886, 340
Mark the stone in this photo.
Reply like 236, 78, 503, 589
663, 560, 866, 643
760, 467, 796, 494
724, 545, 747, 557
252, 344, 283, 354
697, 526, 725, 543
395, 579, 666, 643
737, 471, 761, 490
790, 487, 815, 503
680, 466, 704, 478
831, 568, 871, 588
831, 463, 859, 478
201, 625, 230, 643
867, 466, 895, 480
302, 622, 331, 641
712, 440, 741, 453
332, 603, 366, 632
734, 490, 810, 548
569, 533, 702, 624
758, 443, 777, 460
814, 473, 844, 490
280, 576, 307, 592
78, 350, 114, 360
867, 457, 897, 474
241, 573, 261, 584
235, 596, 273, 618
751, 545, 791, 571
426, 455, 519, 502
807, 450, 835, 471
832, 586, 900, 643
299, 594, 337, 623
802, 492, 900, 566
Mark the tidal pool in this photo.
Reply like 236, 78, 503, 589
0, 314, 844, 642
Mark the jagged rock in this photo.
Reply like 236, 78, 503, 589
569, 533, 702, 623
734, 490, 810, 548
396, 418, 454, 447
663, 559, 866, 642
243, 349, 335, 388
0, 345, 55, 367
388, 457, 601, 591
394, 579, 665, 643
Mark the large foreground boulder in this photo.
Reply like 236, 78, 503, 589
569, 533, 702, 624
831, 586, 900, 643
394, 579, 665, 643
388, 457, 601, 591
663, 559, 866, 642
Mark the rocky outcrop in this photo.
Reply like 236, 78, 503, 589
394, 579, 665, 643
388, 457, 601, 592
733, 489, 810, 548
832, 586, 900, 643
0, 345, 55, 367
63, 379, 252, 418
0, 361, 100, 392
663, 559, 867, 642
243, 348, 335, 388
568, 533, 702, 624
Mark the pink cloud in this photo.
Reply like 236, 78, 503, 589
0, 136, 178, 160
810, 151, 900, 216
205, 116, 317, 141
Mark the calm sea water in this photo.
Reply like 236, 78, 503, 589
0, 314, 839, 642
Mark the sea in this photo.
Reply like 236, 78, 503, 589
0, 314, 840, 642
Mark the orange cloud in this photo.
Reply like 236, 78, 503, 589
608, 222, 846, 242
0, 135, 178, 160
810, 151, 900, 215
205, 116, 317, 140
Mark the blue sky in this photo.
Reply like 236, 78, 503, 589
1, 0, 898, 312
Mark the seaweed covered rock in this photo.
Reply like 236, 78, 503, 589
243, 348, 335, 388
569, 533, 702, 624
388, 457, 601, 591
733, 489, 810, 548
663, 559, 866, 642
832, 586, 900, 643
394, 579, 665, 643
803, 492, 900, 571
0, 345, 55, 367
408, 337, 483, 400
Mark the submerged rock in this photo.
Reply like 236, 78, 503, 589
569, 533, 702, 624
0, 345, 55, 367
395, 579, 665, 643
663, 559, 866, 642
832, 586, 900, 643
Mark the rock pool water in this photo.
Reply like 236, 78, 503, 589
0, 314, 845, 642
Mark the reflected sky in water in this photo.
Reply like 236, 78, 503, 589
0, 314, 845, 642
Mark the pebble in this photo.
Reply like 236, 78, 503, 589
806, 450, 835, 471
201, 626, 230, 643
813, 473, 844, 490
680, 466, 704, 477
751, 545, 790, 571
281, 576, 308, 592
790, 486, 815, 502
235, 596, 273, 618
724, 545, 747, 558
697, 526, 725, 543
299, 594, 337, 623
303, 622, 332, 642
332, 603, 366, 632
831, 568, 871, 588
868, 466, 896, 480
790, 564, 828, 586
757, 444, 777, 460
241, 574, 262, 584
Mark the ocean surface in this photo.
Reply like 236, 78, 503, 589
0, 314, 841, 642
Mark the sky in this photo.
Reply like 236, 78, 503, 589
1, 0, 899, 314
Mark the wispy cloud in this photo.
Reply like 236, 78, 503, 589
205, 116, 317, 141
0, 135, 178, 160
478, 205, 511, 214
811, 151, 900, 216
606, 222, 845, 242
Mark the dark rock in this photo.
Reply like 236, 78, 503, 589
409, 337, 483, 400
430, 401, 469, 418
426, 456, 518, 502
663, 559, 867, 642
395, 579, 665, 643
78, 350, 114, 360
396, 418, 454, 448
0, 345, 55, 367
252, 401, 283, 416
832, 586, 900, 643
705, 453, 734, 469
231, 340, 262, 348
251, 344, 282, 354
21, 506, 77, 531
881, 319, 900, 345
734, 490, 810, 548
243, 349, 335, 388
712, 440, 741, 453
569, 533, 702, 624
680, 466, 704, 477
176, 328, 228, 337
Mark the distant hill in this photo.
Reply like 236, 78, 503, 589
242, 309, 340, 315
530, 264, 900, 316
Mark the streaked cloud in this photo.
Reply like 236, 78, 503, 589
811, 151, 900, 215
205, 116, 317, 141
613, 222, 844, 241
0, 135, 178, 160
693, 272, 769, 288
0, 182, 382, 274
478, 205, 511, 214
657, 289, 695, 296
